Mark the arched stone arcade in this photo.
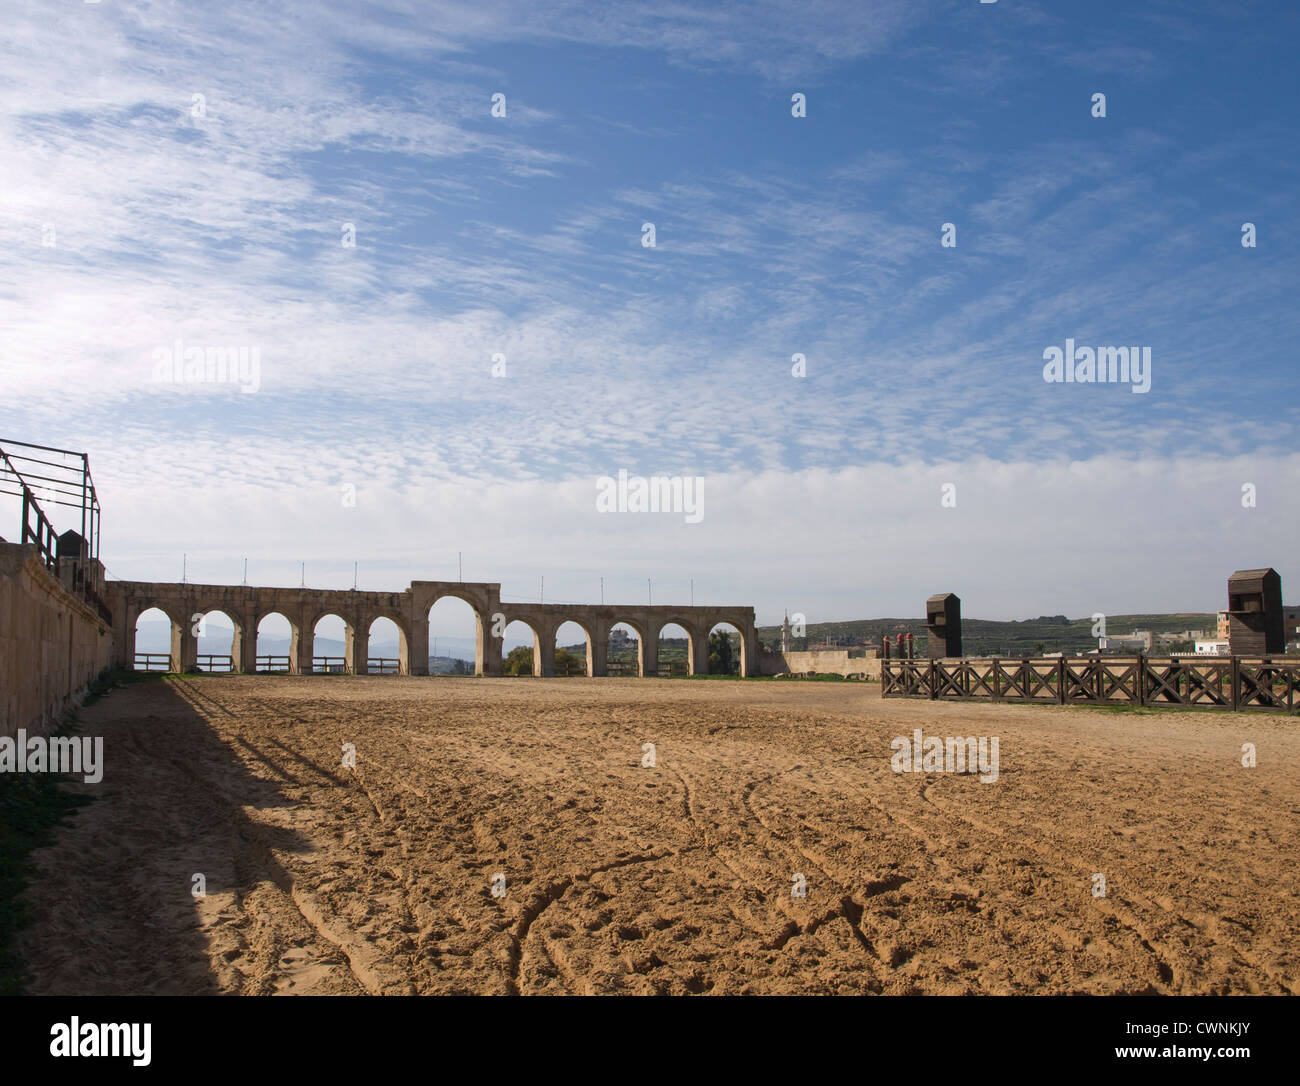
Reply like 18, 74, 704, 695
106, 578, 756, 679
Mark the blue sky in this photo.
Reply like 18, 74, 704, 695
1, 0, 1297, 626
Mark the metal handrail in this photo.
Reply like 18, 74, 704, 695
0, 438, 101, 561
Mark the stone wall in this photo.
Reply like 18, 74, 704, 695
1, 542, 113, 739
105, 577, 760, 678
757, 648, 881, 679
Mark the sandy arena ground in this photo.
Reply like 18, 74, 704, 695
18, 675, 1300, 995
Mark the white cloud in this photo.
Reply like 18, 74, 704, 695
41, 452, 1294, 625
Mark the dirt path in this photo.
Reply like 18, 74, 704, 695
18, 676, 1300, 994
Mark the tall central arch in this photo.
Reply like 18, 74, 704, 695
426, 590, 489, 676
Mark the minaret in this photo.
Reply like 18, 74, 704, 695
781, 613, 792, 653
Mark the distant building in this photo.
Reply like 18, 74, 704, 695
1195, 640, 1230, 656
1100, 631, 1153, 652
808, 637, 866, 651
1158, 629, 1209, 644
1217, 610, 1230, 640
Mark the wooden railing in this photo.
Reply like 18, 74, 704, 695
882, 656, 1299, 711
196, 654, 234, 672
256, 655, 291, 673
312, 656, 348, 674
134, 652, 172, 672
367, 658, 400, 674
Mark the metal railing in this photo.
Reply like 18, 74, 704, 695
0, 438, 102, 562
2, 447, 59, 570
2, 440, 112, 626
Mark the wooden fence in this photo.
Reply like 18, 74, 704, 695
134, 652, 172, 672
882, 656, 1300, 711
196, 654, 234, 673
604, 660, 688, 677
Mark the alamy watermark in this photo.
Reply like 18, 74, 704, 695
890, 729, 999, 783
596, 470, 703, 524
1042, 339, 1151, 394
151, 338, 261, 393
0, 729, 103, 784
49, 1018, 150, 1066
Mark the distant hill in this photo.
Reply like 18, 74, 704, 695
756, 614, 1218, 657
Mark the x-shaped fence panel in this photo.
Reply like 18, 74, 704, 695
881, 656, 1299, 712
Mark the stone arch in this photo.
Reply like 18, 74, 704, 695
704, 620, 747, 677
365, 612, 410, 675
253, 609, 298, 673
190, 605, 242, 672
553, 617, 594, 677
607, 617, 650, 676
501, 615, 544, 677
130, 598, 186, 628
130, 603, 183, 671
654, 617, 699, 677
309, 611, 356, 673
427, 591, 488, 676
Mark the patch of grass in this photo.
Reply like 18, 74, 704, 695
82, 667, 169, 705
685, 673, 771, 681
1072, 702, 1164, 715
0, 722, 96, 995
110, 668, 172, 685
685, 672, 878, 682
1066, 699, 1271, 715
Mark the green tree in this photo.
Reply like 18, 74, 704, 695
707, 629, 736, 674
503, 645, 533, 676
555, 647, 584, 676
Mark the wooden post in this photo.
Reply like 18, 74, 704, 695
1057, 656, 1066, 705
1231, 655, 1240, 710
